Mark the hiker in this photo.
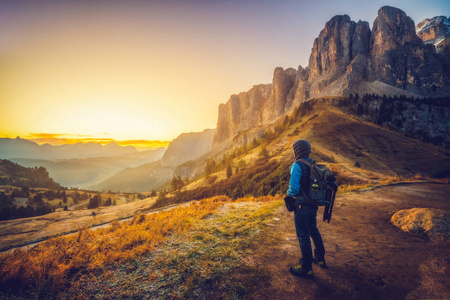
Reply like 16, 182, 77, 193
286, 140, 326, 278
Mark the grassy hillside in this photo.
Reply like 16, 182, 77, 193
0, 160, 62, 190
0, 195, 280, 299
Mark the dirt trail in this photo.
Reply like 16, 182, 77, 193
250, 183, 450, 300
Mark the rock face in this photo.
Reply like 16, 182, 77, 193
213, 6, 450, 147
338, 97, 450, 150
161, 129, 215, 167
370, 7, 447, 94
416, 16, 450, 54
213, 84, 272, 146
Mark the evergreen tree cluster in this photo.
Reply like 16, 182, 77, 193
88, 194, 102, 209
0, 190, 52, 221
171, 176, 185, 193
0, 187, 87, 220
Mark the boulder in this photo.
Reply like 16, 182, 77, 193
391, 208, 450, 241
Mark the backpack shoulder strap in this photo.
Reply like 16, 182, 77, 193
297, 158, 315, 167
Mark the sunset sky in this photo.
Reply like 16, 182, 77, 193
0, 0, 448, 148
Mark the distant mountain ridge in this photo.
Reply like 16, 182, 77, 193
161, 129, 215, 167
92, 129, 216, 192
0, 137, 138, 160
213, 6, 450, 147
11, 148, 166, 188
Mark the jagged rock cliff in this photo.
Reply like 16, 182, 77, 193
213, 84, 272, 146
213, 6, 450, 147
370, 7, 447, 94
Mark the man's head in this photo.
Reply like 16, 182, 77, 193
293, 140, 311, 159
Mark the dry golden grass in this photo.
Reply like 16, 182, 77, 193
0, 195, 281, 298
0, 197, 160, 251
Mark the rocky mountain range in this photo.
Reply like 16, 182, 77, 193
0, 129, 215, 191
0, 137, 139, 160
11, 148, 166, 188
92, 129, 215, 192
213, 6, 450, 147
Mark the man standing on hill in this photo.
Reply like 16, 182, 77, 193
286, 140, 326, 278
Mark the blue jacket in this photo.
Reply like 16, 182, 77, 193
287, 157, 312, 197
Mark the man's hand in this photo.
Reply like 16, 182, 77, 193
284, 196, 294, 201
284, 196, 295, 212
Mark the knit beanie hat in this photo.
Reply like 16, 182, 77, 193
293, 140, 311, 159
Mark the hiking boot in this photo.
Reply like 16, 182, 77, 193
289, 263, 314, 278
313, 249, 327, 269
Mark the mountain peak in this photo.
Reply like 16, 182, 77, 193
327, 14, 351, 24
0, 138, 137, 160
378, 6, 407, 18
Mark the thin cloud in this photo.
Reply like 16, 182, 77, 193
117, 140, 169, 148
23, 133, 169, 148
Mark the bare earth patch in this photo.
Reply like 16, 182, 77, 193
248, 183, 450, 300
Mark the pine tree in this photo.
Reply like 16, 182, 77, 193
171, 176, 184, 193
226, 165, 232, 178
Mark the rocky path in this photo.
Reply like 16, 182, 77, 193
249, 183, 450, 300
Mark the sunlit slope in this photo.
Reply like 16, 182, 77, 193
286, 100, 449, 178
0, 195, 281, 299
179, 98, 449, 197
97, 98, 449, 194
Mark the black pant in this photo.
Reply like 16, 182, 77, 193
294, 205, 325, 269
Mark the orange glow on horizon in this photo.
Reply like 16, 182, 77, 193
0, 133, 169, 150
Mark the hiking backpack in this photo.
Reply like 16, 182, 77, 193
296, 159, 338, 222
